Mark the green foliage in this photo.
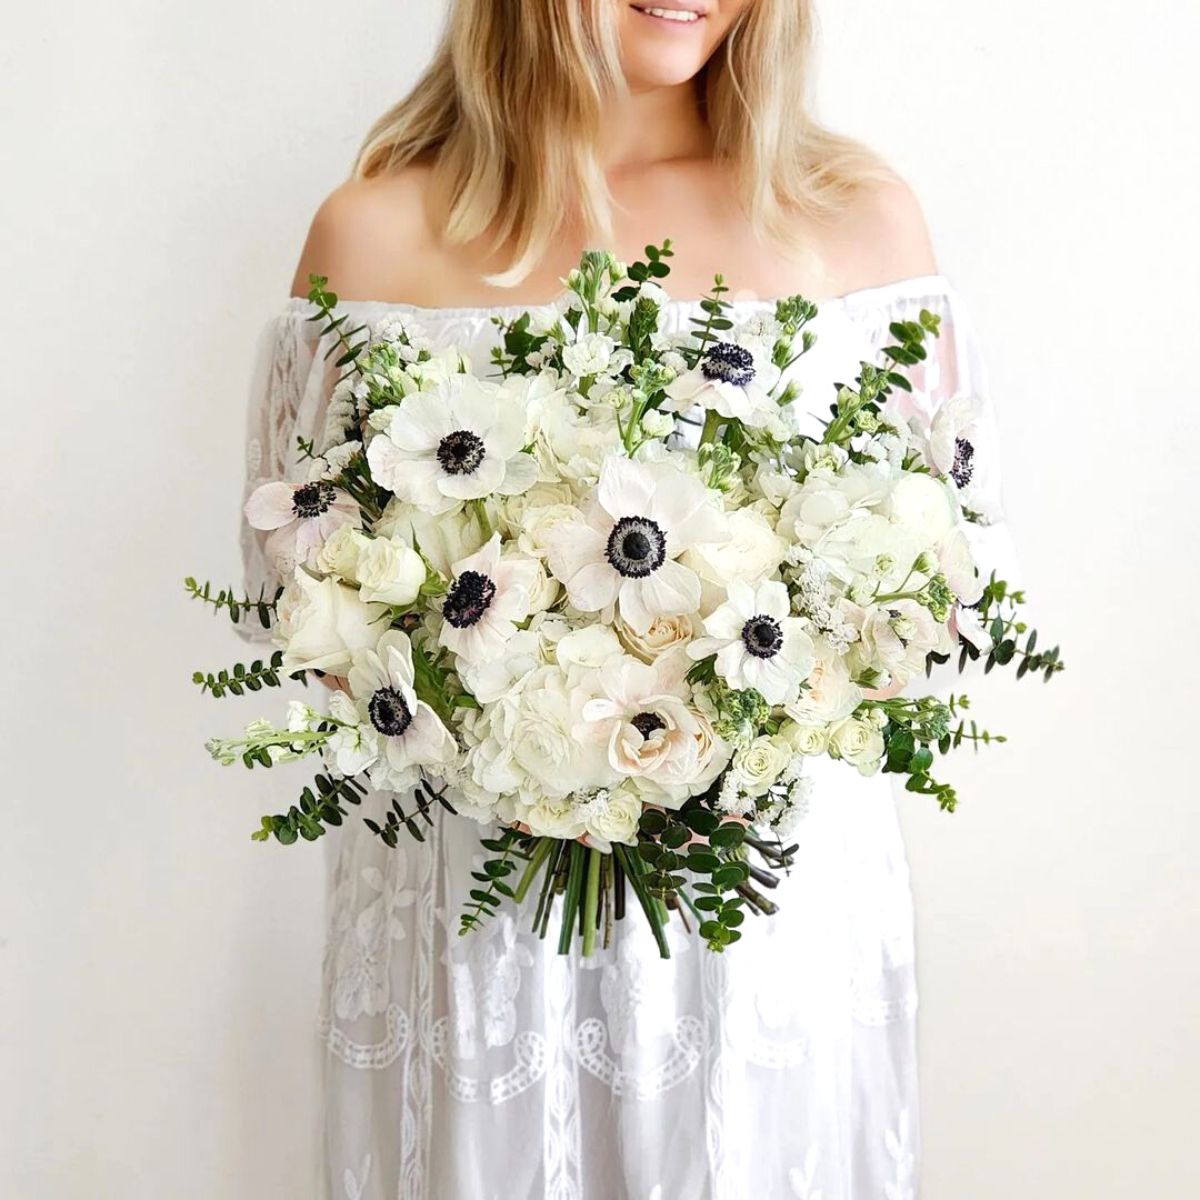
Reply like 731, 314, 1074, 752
184, 576, 279, 630
193, 650, 288, 698
364, 779, 459, 847
306, 273, 370, 377
459, 827, 523, 936
250, 772, 368, 844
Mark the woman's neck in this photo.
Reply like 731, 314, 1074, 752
599, 79, 713, 170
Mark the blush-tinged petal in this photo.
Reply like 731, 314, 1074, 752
244, 482, 299, 530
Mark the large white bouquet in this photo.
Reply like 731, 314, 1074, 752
189, 243, 1062, 956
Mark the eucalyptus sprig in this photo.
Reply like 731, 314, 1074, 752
193, 650, 290, 698
184, 576, 280, 630
306, 273, 370, 379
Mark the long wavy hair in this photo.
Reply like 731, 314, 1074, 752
353, 0, 892, 285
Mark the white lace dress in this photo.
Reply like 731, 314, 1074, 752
237, 275, 1018, 1200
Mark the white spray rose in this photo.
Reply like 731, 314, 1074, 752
614, 613, 696, 664
354, 536, 427, 606
273, 570, 387, 675
734, 735, 792, 798
827, 716, 885, 776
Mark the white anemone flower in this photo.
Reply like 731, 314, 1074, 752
544, 456, 728, 635
661, 337, 782, 428
365, 374, 537, 514
688, 579, 816, 705
438, 534, 541, 666
337, 631, 458, 791
244, 480, 360, 572
578, 655, 728, 805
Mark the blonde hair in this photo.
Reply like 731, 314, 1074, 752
354, 0, 892, 285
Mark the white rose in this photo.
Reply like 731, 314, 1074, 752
614, 613, 696, 663
525, 558, 561, 614
273, 570, 387, 675
556, 626, 625, 670
585, 788, 643, 845
377, 500, 489, 578
827, 716, 885, 776
784, 639, 862, 725
516, 502, 587, 558
354, 536, 427, 606
734, 735, 792, 797
783, 722, 829, 756
314, 523, 366, 581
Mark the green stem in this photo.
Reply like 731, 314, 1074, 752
699, 409, 722, 447
615, 845, 671, 960
558, 842, 587, 956
581, 848, 603, 958
513, 837, 554, 905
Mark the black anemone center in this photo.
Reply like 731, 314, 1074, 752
951, 437, 975, 488
741, 614, 783, 659
442, 570, 497, 629
631, 711, 666, 740
700, 342, 755, 387
605, 516, 667, 579
436, 429, 486, 476
368, 686, 413, 737
291, 480, 337, 519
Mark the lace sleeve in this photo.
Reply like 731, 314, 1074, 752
235, 306, 337, 644
846, 279, 1022, 590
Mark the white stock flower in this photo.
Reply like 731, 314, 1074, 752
341, 631, 458, 791
545, 456, 728, 634
689, 579, 816, 705
273, 570, 387, 676
562, 332, 616, 379
438, 534, 540, 666
365, 374, 537, 513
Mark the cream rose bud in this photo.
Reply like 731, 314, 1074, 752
315, 523, 366, 581
516, 502, 586, 559
525, 559, 561, 614
783, 722, 830, 756
615, 613, 696, 663
827, 716, 885, 776
273, 570, 388, 676
734, 735, 793, 798
354, 536, 427, 606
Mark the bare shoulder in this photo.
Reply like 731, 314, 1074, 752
814, 172, 940, 295
289, 167, 439, 302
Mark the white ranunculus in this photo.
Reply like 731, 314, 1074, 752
354, 536, 427, 606
884, 473, 957, 546
555, 625, 625, 671
273, 570, 388, 676
733, 734, 792, 798
515, 502, 587, 559
679, 508, 787, 614
827, 716, 885, 776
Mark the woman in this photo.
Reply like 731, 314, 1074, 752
241, 2, 1016, 1196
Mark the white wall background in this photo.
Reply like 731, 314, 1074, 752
2, 2, 1196, 1196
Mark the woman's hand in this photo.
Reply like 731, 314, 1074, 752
316, 673, 349, 693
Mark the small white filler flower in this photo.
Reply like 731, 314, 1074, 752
366, 374, 537, 514
689, 579, 816, 705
